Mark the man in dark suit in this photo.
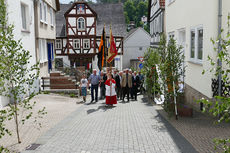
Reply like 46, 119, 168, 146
132, 71, 140, 101
115, 71, 122, 100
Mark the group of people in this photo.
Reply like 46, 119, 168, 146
80, 68, 144, 106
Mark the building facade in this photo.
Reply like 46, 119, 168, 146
1, 0, 37, 108
55, 2, 126, 71
148, 0, 165, 48
123, 28, 151, 70
35, 0, 60, 77
165, 0, 230, 109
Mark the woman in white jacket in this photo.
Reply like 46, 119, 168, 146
105, 73, 117, 106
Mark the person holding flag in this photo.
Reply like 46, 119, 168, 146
97, 25, 106, 70
107, 25, 118, 64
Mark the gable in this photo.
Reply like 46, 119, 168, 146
64, 2, 97, 18
125, 28, 151, 46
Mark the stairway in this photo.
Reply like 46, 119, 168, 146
50, 71, 78, 89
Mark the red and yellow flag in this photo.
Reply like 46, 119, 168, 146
107, 27, 118, 63
97, 26, 106, 69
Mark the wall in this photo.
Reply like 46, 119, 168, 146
165, 0, 230, 108
36, 0, 57, 78
1, 0, 37, 106
165, 0, 218, 100
123, 28, 151, 69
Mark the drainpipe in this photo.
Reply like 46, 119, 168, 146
217, 0, 222, 97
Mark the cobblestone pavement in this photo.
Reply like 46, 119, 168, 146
0, 94, 82, 152
155, 105, 230, 153
23, 95, 196, 153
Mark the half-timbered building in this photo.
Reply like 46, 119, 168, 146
55, 2, 126, 70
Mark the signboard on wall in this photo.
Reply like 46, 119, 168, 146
115, 58, 120, 61
77, 4, 85, 14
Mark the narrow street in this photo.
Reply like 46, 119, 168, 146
23, 95, 196, 153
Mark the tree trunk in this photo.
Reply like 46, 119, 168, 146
14, 101, 21, 144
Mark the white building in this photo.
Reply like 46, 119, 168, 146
148, 0, 165, 48
0, 0, 37, 109
35, 0, 60, 77
123, 27, 151, 70
165, 0, 230, 109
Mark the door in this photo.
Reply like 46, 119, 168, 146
47, 43, 53, 72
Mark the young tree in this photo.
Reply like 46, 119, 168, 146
0, 0, 46, 150
198, 16, 230, 152
157, 35, 185, 118
142, 48, 160, 100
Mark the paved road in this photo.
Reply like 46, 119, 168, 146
24, 95, 197, 153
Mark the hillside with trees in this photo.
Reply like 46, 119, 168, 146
69, 0, 149, 32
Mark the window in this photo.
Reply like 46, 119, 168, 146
39, 39, 48, 63
198, 29, 203, 60
139, 47, 142, 51
77, 18, 85, 30
55, 39, 62, 49
83, 39, 90, 49
21, 3, 28, 30
44, 3, 47, 23
50, 8, 54, 26
190, 30, 195, 58
190, 26, 203, 62
73, 39, 80, 49
40, 0, 43, 21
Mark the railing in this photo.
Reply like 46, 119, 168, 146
54, 60, 89, 82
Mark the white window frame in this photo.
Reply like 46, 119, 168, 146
77, 17, 85, 31
43, 2, 47, 24
40, 0, 43, 22
21, 3, 29, 31
55, 39, 62, 49
189, 25, 203, 64
190, 29, 195, 59
73, 39, 80, 49
39, 39, 43, 63
39, 39, 48, 63
50, 8, 54, 27
83, 39, 90, 49
197, 27, 203, 61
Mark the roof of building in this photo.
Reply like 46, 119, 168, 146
124, 27, 150, 42
56, 2, 127, 37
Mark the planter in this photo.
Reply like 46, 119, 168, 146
178, 106, 193, 117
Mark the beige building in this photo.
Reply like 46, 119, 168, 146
165, 0, 230, 109
34, 0, 60, 77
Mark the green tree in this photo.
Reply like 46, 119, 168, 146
198, 15, 230, 152
124, 0, 136, 23
142, 48, 160, 99
157, 35, 185, 118
0, 0, 46, 151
